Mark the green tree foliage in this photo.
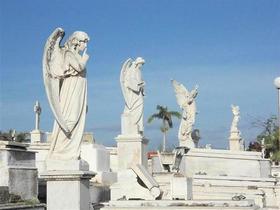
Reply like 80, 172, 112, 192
148, 105, 181, 152
248, 116, 280, 162
0, 130, 28, 142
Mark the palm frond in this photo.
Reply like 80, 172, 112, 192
169, 111, 181, 119
147, 113, 161, 123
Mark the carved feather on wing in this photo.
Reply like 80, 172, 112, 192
43, 27, 70, 133
171, 79, 189, 109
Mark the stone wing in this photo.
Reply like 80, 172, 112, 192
42, 27, 69, 133
120, 58, 133, 109
172, 80, 189, 109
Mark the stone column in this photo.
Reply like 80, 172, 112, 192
229, 131, 242, 151
41, 160, 95, 210
30, 101, 44, 143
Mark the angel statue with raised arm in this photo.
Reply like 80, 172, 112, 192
120, 57, 145, 136
43, 28, 90, 160
172, 80, 198, 148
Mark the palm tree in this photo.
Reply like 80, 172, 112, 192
148, 105, 181, 152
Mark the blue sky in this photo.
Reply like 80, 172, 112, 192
0, 0, 279, 150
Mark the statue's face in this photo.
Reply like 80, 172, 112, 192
78, 40, 87, 52
136, 62, 144, 70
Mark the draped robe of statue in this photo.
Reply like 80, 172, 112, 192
43, 28, 89, 160
120, 58, 145, 135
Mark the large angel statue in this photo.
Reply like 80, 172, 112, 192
120, 57, 145, 135
43, 28, 90, 160
172, 80, 198, 148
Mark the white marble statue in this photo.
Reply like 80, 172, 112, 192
120, 57, 145, 135
34, 101, 41, 130
43, 28, 90, 160
172, 80, 198, 147
230, 105, 240, 133
229, 105, 243, 150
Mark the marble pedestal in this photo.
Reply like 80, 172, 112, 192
179, 138, 195, 148
30, 129, 44, 144
28, 142, 50, 176
81, 143, 117, 185
229, 131, 242, 151
41, 160, 95, 210
115, 134, 148, 170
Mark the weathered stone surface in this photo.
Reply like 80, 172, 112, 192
116, 135, 148, 170
0, 147, 37, 200
8, 168, 38, 201
41, 170, 95, 210
0, 187, 9, 204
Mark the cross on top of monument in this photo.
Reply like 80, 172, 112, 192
34, 101, 41, 130
34, 101, 41, 115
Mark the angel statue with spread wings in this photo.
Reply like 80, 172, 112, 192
172, 80, 198, 148
43, 28, 90, 160
120, 57, 145, 135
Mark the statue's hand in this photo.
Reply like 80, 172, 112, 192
81, 48, 89, 64
138, 81, 145, 88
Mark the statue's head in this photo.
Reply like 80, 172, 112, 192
135, 57, 145, 67
66, 31, 90, 51
231, 105, 240, 116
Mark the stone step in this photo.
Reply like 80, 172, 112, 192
100, 200, 259, 210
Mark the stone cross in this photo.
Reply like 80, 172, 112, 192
34, 101, 41, 130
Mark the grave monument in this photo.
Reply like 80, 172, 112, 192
30, 101, 44, 143
116, 57, 148, 170
229, 105, 243, 151
40, 27, 95, 210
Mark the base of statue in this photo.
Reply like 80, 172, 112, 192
30, 129, 44, 143
179, 138, 195, 148
115, 134, 149, 170
41, 159, 95, 210
229, 131, 242, 151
